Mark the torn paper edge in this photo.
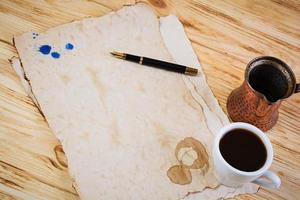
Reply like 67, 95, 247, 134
9, 57, 43, 113
159, 15, 258, 200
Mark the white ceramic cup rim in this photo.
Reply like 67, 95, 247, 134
214, 122, 273, 176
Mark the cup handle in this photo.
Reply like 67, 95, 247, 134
295, 83, 300, 93
252, 171, 281, 189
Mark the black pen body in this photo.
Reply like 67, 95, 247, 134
111, 52, 198, 76
125, 54, 186, 74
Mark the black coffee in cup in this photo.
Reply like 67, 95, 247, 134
219, 128, 267, 172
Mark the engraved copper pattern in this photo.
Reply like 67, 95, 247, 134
227, 81, 281, 131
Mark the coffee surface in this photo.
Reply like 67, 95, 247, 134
249, 64, 288, 102
219, 128, 267, 172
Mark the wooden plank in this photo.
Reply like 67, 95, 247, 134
0, 0, 299, 199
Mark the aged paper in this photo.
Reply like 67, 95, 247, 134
12, 3, 257, 200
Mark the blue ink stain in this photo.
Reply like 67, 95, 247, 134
32, 33, 38, 39
51, 52, 60, 59
39, 45, 51, 55
65, 43, 74, 50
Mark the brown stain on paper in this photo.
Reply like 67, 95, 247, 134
61, 74, 71, 84
159, 136, 174, 149
153, 121, 175, 149
167, 137, 209, 185
86, 67, 107, 110
86, 68, 107, 95
167, 165, 192, 185
175, 137, 209, 170
79, 132, 90, 141
138, 83, 145, 92
111, 120, 121, 145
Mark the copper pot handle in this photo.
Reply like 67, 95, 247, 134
295, 84, 300, 93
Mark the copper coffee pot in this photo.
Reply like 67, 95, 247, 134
227, 56, 299, 131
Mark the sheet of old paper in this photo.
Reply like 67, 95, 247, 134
12, 3, 257, 200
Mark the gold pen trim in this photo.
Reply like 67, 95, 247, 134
110, 51, 126, 59
139, 57, 144, 64
184, 67, 198, 76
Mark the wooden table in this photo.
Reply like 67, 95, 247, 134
0, 0, 299, 199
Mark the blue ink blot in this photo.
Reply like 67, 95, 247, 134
65, 43, 74, 50
39, 45, 51, 55
51, 52, 60, 59
32, 33, 38, 39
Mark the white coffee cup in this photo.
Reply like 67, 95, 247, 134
212, 122, 281, 189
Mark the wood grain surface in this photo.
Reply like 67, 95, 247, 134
0, 0, 299, 199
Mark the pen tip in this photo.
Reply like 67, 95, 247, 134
110, 51, 126, 59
